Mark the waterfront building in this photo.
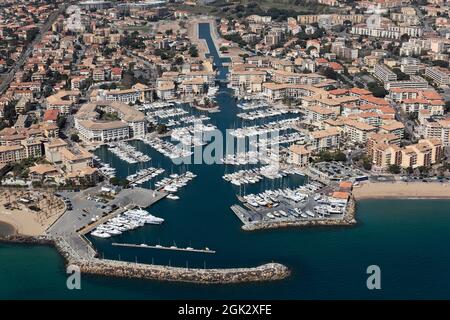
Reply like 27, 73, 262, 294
75, 101, 146, 142
93, 84, 153, 104
263, 83, 327, 101
420, 118, 450, 146
229, 70, 267, 94
401, 139, 443, 168
156, 82, 176, 100
289, 144, 311, 167
368, 137, 444, 170
271, 70, 325, 85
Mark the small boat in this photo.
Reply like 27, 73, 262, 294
166, 194, 180, 200
91, 230, 111, 238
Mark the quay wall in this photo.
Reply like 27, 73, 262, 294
0, 235, 290, 284
242, 197, 357, 231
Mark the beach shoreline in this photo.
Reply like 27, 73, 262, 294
353, 182, 450, 200
0, 188, 66, 236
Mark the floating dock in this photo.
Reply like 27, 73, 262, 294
112, 242, 216, 254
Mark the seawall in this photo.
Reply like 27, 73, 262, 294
0, 235, 290, 284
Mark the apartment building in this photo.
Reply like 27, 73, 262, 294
94, 83, 153, 104
179, 79, 206, 97
379, 121, 405, 139
368, 138, 443, 170
156, 82, 175, 100
271, 70, 325, 85
420, 118, 450, 146
366, 132, 401, 160
75, 101, 146, 142
305, 105, 337, 123
45, 90, 80, 115
374, 64, 397, 83
401, 139, 443, 168
425, 66, 450, 86
342, 119, 377, 144
288, 144, 311, 167
0, 139, 42, 164
385, 76, 429, 90
351, 25, 423, 39
263, 83, 326, 101
229, 70, 267, 93
309, 128, 340, 150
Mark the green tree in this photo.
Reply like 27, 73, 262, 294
362, 156, 372, 170
71, 133, 80, 142
189, 45, 198, 57
388, 164, 401, 174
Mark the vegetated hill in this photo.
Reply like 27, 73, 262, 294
175, 0, 338, 19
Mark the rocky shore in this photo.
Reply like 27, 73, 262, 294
242, 197, 357, 231
0, 235, 290, 284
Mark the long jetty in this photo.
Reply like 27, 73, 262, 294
0, 235, 290, 284
112, 242, 216, 254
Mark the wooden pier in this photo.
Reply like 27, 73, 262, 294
112, 242, 216, 254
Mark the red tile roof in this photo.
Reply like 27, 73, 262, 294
43, 109, 59, 121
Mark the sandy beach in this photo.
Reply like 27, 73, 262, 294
353, 182, 450, 200
0, 189, 65, 236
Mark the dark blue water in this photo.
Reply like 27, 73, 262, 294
1, 23, 449, 300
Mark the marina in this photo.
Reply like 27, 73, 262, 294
154, 171, 197, 194
237, 108, 298, 121
228, 117, 300, 139
127, 167, 165, 185
108, 142, 151, 164
1, 16, 450, 300
250, 132, 306, 147
112, 242, 216, 254
90, 208, 164, 239
170, 123, 217, 147
143, 136, 193, 159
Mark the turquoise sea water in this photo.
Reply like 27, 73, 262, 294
0, 23, 449, 300
1, 199, 450, 299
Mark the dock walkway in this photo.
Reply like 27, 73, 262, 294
112, 242, 216, 254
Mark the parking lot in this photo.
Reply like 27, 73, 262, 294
312, 161, 366, 181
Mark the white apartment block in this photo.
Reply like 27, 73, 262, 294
425, 66, 450, 86
351, 25, 423, 39
374, 64, 397, 83
385, 76, 429, 90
